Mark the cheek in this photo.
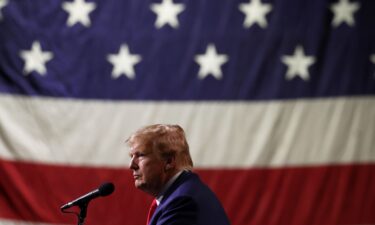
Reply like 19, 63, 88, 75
140, 161, 164, 180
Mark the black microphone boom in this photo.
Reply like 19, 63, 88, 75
60, 182, 115, 210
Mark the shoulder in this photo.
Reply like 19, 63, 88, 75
168, 172, 206, 196
155, 172, 230, 225
160, 171, 209, 206
162, 171, 227, 214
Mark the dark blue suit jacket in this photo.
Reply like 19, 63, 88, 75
149, 171, 230, 225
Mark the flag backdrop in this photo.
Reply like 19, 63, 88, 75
1, 0, 375, 224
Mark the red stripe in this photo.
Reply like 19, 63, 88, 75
0, 159, 150, 225
199, 166, 375, 225
1, 159, 374, 225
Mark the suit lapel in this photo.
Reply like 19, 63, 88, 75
149, 171, 193, 224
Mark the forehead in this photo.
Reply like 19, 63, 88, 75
129, 143, 152, 154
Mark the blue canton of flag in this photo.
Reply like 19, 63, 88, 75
0, 0, 374, 100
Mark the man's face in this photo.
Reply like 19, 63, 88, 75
129, 143, 168, 196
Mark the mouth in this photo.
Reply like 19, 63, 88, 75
133, 175, 140, 180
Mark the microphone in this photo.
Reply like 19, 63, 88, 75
60, 182, 115, 210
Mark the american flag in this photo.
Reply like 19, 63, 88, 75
0, 0, 374, 224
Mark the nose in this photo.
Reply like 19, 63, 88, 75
129, 156, 138, 170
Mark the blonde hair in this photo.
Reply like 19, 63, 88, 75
126, 124, 193, 170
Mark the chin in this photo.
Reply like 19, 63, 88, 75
135, 181, 145, 189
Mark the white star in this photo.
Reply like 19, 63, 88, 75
19, 41, 54, 76
370, 54, 375, 64
0, 0, 8, 20
150, 0, 185, 29
330, 0, 360, 27
194, 44, 229, 80
239, 0, 272, 29
62, 0, 96, 27
371, 54, 375, 78
107, 44, 142, 79
281, 45, 316, 81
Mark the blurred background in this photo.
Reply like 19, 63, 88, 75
0, 0, 375, 224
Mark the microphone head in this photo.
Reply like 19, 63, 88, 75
98, 182, 115, 196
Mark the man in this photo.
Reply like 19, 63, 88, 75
127, 124, 230, 225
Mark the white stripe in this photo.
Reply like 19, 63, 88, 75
0, 219, 61, 225
0, 94, 374, 168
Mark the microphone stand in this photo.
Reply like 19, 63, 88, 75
77, 202, 88, 225
61, 182, 114, 225
60, 201, 90, 225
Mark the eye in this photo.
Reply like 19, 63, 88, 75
130, 152, 146, 159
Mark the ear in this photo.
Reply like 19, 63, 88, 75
164, 154, 176, 171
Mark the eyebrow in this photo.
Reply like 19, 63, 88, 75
129, 148, 150, 156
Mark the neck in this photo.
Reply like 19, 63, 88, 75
155, 170, 183, 199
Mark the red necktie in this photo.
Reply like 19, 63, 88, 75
146, 199, 158, 225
